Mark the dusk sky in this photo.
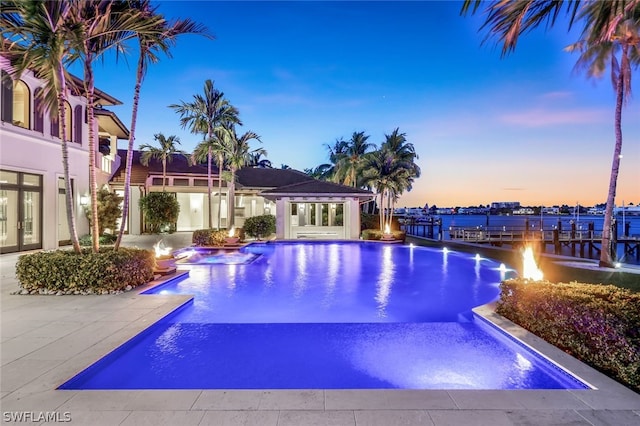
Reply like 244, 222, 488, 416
88, 1, 639, 208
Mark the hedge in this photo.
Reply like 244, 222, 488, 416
497, 279, 640, 392
192, 228, 245, 246
361, 229, 406, 241
243, 215, 276, 240
15, 248, 155, 295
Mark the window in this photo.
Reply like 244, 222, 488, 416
1, 71, 12, 123
173, 178, 189, 186
193, 179, 208, 187
74, 105, 83, 144
152, 177, 168, 186
33, 88, 44, 132
12, 80, 30, 129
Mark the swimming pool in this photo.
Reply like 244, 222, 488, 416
59, 242, 590, 390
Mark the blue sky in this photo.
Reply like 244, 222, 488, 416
90, 1, 639, 208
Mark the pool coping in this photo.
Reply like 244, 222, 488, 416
2, 254, 640, 424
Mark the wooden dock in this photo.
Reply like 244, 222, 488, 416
401, 221, 640, 261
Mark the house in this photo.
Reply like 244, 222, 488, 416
0, 58, 129, 253
110, 152, 374, 240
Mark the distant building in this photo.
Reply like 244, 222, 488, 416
542, 207, 560, 215
491, 201, 521, 210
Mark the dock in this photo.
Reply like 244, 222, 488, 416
401, 219, 640, 262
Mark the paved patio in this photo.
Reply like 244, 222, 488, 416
1, 233, 639, 425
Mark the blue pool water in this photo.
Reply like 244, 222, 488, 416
60, 242, 590, 390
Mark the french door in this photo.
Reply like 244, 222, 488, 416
0, 170, 42, 253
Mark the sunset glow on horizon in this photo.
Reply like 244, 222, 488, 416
83, 1, 638, 208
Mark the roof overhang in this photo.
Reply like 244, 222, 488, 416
260, 192, 375, 202
95, 109, 129, 139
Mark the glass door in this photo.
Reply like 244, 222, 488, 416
0, 170, 43, 253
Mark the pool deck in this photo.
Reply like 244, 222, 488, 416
1, 233, 639, 425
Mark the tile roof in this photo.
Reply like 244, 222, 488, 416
235, 167, 314, 188
261, 179, 373, 195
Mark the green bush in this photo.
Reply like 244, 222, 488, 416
192, 229, 229, 246
79, 233, 117, 247
361, 229, 406, 241
139, 192, 179, 233
83, 187, 122, 235
497, 279, 640, 393
360, 212, 402, 231
244, 215, 276, 240
15, 248, 154, 294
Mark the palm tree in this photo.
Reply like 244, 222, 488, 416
247, 151, 272, 168
190, 135, 225, 228
323, 138, 349, 183
462, 0, 639, 267
66, 0, 163, 252
566, 4, 639, 266
0, 0, 82, 253
304, 164, 333, 180
170, 80, 240, 229
218, 126, 262, 229
339, 131, 375, 188
139, 133, 187, 191
362, 129, 420, 231
115, 0, 210, 249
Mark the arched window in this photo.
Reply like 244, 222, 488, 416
51, 101, 72, 141
1, 71, 13, 123
12, 80, 30, 129
61, 101, 72, 142
33, 87, 44, 132
74, 105, 83, 144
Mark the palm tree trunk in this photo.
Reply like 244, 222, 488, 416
115, 48, 145, 250
57, 72, 81, 253
600, 48, 627, 267
228, 167, 236, 228
207, 147, 212, 228
217, 153, 223, 230
162, 158, 167, 191
84, 55, 100, 253
378, 191, 384, 230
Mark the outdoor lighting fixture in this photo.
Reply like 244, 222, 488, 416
499, 263, 507, 272
475, 254, 481, 261
443, 247, 449, 253
409, 243, 414, 248
522, 246, 543, 281
615, 262, 622, 269
80, 194, 89, 206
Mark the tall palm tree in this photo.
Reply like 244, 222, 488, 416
115, 0, 210, 249
566, 4, 639, 266
66, 0, 160, 252
217, 126, 262, 229
362, 129, 420, 231
190, 135, 225, 228
463, 0, 639, 267
170, 80, 240, 229
139, 133, 187, 191
340, 131, 374, 188
304, 163, 333, 180
323, 138, 349, 183
0, 0, 82, 252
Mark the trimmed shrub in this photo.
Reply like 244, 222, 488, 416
192, 229, 228, 247
15, 248, 154, 294
139, 192, 179, 233
79, 233, 117, 247
83, 187, 122, 235
244, 215, 276, 240
497, 279, 640, 392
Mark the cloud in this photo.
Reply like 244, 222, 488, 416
499, 107, 608, 127
537, 91, 573, 101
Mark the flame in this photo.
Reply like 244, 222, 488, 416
228, 226, 235, 238
384, 224, 391, 234
153, 240, 172, 258
522, 246, 543, 281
